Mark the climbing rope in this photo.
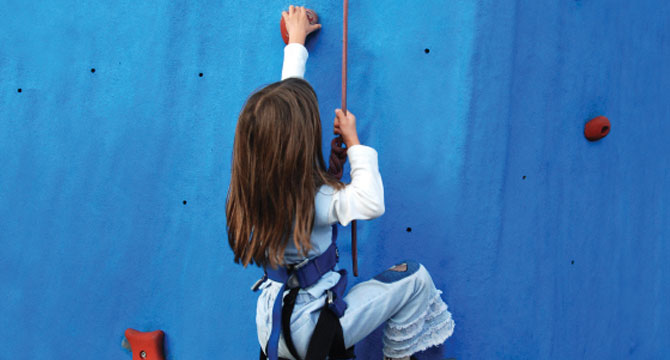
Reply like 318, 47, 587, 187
327, 0, 358, 277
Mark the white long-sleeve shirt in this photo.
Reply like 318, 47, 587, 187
278, 43, 384, 280
280, 42, 385, 229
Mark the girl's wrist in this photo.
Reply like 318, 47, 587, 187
289, 31, 307, 45
345, 136, 360, 148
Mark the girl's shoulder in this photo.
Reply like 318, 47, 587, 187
314, 184, 338, 227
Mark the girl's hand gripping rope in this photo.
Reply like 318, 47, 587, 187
333, 109, 360, 148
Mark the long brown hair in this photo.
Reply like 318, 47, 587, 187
226, 78, 344, 269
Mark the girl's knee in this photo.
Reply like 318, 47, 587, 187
414, 263, 434, 290
397, 261, 435, 294
373, 260, 425, 284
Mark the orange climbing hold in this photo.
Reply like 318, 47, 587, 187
125, 328, 165, 360
584, 116, 611, 141
280, 9, 319, 44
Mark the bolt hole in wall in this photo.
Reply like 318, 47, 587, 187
199, 73, 203, 77
424, 48, 430, 54
17, 88, 22, 93
406, 227, 412, 233
571, 260, 575, 265
183, 200, 187, 205
91, 68, 96, 73
522, 176, 526, 180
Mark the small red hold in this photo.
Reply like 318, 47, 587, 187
125, 328, 165, 360
280, 9, 319, 44
584, 116, 611, 141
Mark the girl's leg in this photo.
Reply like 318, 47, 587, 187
338, 261, 454, 359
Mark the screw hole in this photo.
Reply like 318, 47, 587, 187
183, 200, 187, 205
424, 48, 430, 54
90, 68, 96, 73
522, 176, 526, 180
601, 126, 609, 133
17, 88, 22, 93
199, 72, 203, 77
571, 260, 575, 264
406, 227, 412, 232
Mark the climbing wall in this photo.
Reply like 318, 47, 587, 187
2, 0, 669, 358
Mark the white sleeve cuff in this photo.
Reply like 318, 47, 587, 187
346, 145, 380, 173
281, 43, 309, 80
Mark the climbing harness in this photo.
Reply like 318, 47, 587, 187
256, 225, 355, 360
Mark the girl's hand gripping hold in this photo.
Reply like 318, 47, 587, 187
334, 109, 360, 148
282, 5, 322, 45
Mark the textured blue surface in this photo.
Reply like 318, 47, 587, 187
1, 0, 669, 359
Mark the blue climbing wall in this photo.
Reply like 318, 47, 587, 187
2, 0, 669, 358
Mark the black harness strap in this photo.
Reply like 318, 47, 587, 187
305, 303, 355, 360
260, 297, 354, 360
262, 297, 355, 360
279, 289, 355, 360
281, 288, 302, 360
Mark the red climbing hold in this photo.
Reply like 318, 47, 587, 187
280, 9, 319, 44
125, 328, 165, 360
584, 116, 611, 141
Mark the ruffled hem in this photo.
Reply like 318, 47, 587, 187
385, 290, 448, 341
382, 290, 455, 358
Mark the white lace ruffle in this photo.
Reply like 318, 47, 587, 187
382, 290, 455, 358
385, 290, 448, 340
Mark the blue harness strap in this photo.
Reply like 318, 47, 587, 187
266, 282, 287, 360
326, 269, 348, 317
256, 225, 348, 360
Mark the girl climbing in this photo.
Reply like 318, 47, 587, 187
226, 6, 454, 360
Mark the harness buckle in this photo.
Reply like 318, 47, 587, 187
293, 257, 310, 270
251, 274, 268, 292
284, 258, 310, 289
286, 274, 300, 289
